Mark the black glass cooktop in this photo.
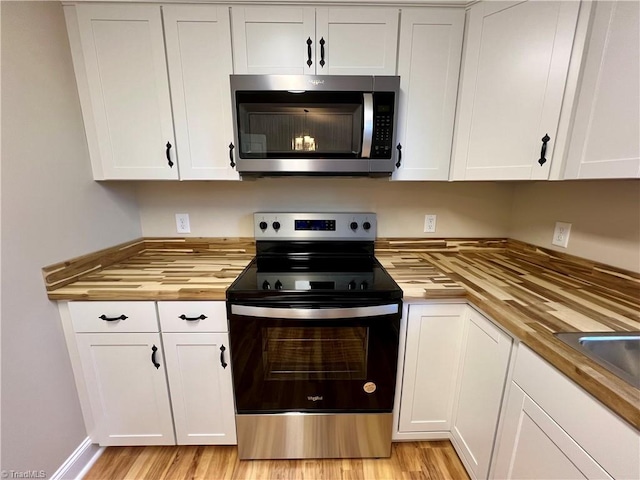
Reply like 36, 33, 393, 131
227, 242, 402, 303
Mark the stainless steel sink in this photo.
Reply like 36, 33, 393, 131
554, 332, 640, 388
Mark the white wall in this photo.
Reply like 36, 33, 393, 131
0, 1, 141, 475
509, 180, 640, 272
137, 180, 515, 238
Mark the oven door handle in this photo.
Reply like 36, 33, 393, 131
361, 93, 374, 158
230, 303, 398, 319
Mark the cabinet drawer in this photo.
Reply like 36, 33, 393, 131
158, 301, 228, 333
69, 302, 158, 333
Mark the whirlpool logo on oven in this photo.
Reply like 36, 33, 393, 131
307, 395, 323, 402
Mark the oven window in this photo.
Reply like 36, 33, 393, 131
262, 326, 368, 380
236, 91, 363, 159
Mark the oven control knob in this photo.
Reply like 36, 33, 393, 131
259, 221, 268, 230
363, 221, 371, 231
262, 280, 271, 290
272, 221, 281, 231
350, 221, 358, 231
274, 280, 283, 290
360, 281, 369, 290
348, 281, 357, 290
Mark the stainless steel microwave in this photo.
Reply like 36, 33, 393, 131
230, 75, 400, 177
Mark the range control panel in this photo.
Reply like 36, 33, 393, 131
254, 213, 377, 241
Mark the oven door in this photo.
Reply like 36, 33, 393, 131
228, 302, 401, 414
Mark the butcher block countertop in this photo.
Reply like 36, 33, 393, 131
43, 237, 640, 430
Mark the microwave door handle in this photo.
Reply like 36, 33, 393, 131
361, 93, 374, 158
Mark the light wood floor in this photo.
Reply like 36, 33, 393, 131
85, 441, 470, 480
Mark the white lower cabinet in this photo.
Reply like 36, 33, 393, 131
62, 301, 237, 447
395, 303, 465, 439
451, 307, 513, 479
155, 301, 237, 445
492, 345, 640, 480
65, 301, 175, 446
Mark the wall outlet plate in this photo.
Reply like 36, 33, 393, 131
424, 214, 437, 233
552, 222, 571, 248
176, 213, 191, 234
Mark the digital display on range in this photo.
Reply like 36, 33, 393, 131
294, 219, 336, 231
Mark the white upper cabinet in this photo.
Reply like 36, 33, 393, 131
563, 0, 640, 179
67, 4, 178, 180
164, 6, 238, 180
393, 8, 464, 180
315, 8, 399, 76
451, 1, 581, 180
231, 7, 398, 75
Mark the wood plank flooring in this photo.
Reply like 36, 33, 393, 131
84, 441, 470, 480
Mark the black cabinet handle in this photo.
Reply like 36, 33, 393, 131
220, 345, 228, 369
306, 37, 313, 68
229, 143, 235, 168
396, 143, 402, 168
319, 37, 326, 68
151, 345, 160, 369
98, 314, 128, 322
178, 314, 207, 322
538, 134, 550, 166
166, 142, 174, 168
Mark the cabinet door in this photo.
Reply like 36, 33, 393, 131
492, 383, 611, 479
451, 309, 512, 479
72, 4, 177, 179
451, 1, 580, 180
163, 333, 236, 445
564, 0, 640, 179
398, 304, 464, 433
164, 6, 238, 180
232, 7, 315, 75
393, 8, 464, 180
315, 8, 399, 75
76, 333, 175, 446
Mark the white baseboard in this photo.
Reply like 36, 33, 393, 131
51, 437, 104, 480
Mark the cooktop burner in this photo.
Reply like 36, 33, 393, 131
226, 213, 402, 303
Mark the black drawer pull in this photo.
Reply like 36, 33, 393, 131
166, 142, 174, 168
178, 314, 207, 322
538, 134, 550, 166
396, 143, 402, 168
220, 344, 228, 369
319, 37, 326, 68
151, 345, 160, 369
98, 314, 128, 322
306, 37, 313, 68
229, 143, 236, 168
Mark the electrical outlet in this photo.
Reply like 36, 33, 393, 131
424, 214, 437, 233
176, 213, 191, 234
552, 222, 571, 248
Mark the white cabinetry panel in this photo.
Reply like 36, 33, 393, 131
393, 8, 464, 180
451, 308, 512, 479
232, 7, 397, 76
163, 333, 236, 445
76, 332, 175, 446
164, 6, 238, 180
398, 304, 464, 433
452, 1, 580, 180
494, 383, 610, 479
72, 4, 177, 179
315, 8, 398, 75
564, 0, 640, 179
232, 7, 316, 75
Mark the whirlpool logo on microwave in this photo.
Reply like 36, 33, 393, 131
308, 79, 325, 86
307, 395, 323, 402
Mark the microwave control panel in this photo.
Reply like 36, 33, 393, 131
371, 92, 395, 159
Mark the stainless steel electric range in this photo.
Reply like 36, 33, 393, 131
226, 213, 402, 460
